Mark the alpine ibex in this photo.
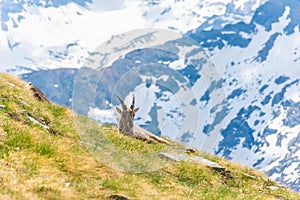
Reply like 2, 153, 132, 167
116, 94, 139, 136
116, 94, 170, 144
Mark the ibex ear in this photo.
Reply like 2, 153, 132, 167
133, 107, 139, 113
116, 107, 122, 114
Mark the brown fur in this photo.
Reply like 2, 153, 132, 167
116, 95, 170, 144
116, 95, 139, 136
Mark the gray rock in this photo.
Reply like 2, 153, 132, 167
27, 116, 49, 130
158, 152, 225, 171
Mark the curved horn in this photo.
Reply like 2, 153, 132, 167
117, 95, 127, 110
130, 94, 135, 110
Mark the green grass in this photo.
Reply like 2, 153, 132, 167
0, 73, 299, 200
35, 142, 55, 157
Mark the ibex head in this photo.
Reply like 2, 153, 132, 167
116, 94, 139, 135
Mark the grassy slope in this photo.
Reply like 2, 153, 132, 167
0, 73, 299, 200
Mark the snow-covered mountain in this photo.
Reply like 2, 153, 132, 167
187, 0, 300, 191
0, 0, 266, 74
1, 0, 300, 192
